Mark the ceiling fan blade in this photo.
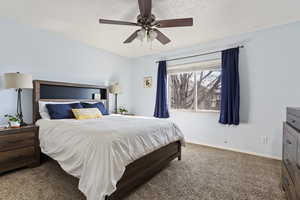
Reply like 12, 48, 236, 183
156, 18, 193, 28
138, 0, 152, 17
99, 19, 139, 26
153, 29, 171, 45
124, 30, 140, 43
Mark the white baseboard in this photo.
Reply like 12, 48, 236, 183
186, 141, 282, 161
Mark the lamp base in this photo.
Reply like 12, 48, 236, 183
114, 93, 118, 114
17, 88, 27, 127
20, 121, 27, 127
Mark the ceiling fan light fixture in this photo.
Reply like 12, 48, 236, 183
99, 0, 193, 45
137, 29, 146, 41
148, 30, 157, 42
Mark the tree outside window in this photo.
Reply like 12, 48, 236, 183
168, 67, 221, 112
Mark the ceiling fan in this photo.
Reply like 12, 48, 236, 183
99, 0, 193, 45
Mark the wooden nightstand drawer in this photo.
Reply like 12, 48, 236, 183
0, 146, 35, 163
0, 125, 40, 174
0, 147, 35, 172
0, 132, 35, 152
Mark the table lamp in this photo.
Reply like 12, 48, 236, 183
110, 83, 121, 114
4, 72, 33, 126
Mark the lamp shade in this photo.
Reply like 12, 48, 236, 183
110, 83, 121, 94
4, 73, 33, 89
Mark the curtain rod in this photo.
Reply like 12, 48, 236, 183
155, 45, 244, 63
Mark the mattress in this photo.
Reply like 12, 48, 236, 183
36, 115, 184, 200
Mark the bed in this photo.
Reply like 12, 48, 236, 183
33, 80, 184, 200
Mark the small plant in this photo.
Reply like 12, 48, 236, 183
4, 114, 21, 128
4, 114, 20, 122
119, 107, 128, 114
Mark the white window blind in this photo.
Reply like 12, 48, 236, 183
167, 59, 221, 74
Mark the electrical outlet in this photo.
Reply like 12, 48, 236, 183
262, 136, 269, 145
262, 136, 265, 144
265, 136, 269, 144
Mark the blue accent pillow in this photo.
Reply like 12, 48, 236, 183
81, 102, 109, 115
46, 103, 83, 119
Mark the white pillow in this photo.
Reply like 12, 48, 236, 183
39, 101, 79, 119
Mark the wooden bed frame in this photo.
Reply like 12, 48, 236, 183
32, 80, 182, 200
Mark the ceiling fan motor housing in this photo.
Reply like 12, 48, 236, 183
137, 14, 156, 28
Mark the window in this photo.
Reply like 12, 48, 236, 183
168, 72, 196, 110
168, 59, 221, 112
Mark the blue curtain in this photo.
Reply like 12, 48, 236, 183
219, 48, 240, 125
154, 61, 170, 118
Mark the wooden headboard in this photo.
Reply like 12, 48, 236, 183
33, 80, 109, 122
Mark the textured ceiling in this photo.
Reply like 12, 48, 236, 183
1, 0, 300, 57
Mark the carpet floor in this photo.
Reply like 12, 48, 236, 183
0, 144, 285, 200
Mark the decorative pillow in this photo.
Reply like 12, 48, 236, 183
46, 103, 83, 119
39, 101, 79, 119
81, 102, 109, 115
72, 108, 103, 120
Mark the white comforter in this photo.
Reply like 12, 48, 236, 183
36, 115, 184, 200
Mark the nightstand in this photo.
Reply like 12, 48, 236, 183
0, 125, 40, 174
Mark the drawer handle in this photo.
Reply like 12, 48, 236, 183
286, 140, 292, 145
7, 138, 33, 144
8, 140, 21, 144
297, 164, 300, 170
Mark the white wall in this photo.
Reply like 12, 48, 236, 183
1, 17, 300, 160
130, 21, 300, 159
0, 19, 133, 125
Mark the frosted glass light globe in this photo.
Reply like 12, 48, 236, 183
148, 30, 158, 41
137, 29, 146, 41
